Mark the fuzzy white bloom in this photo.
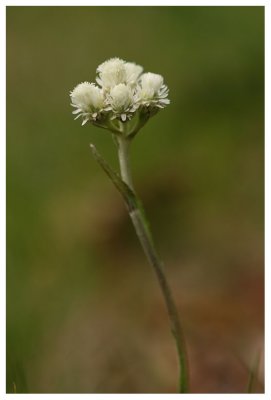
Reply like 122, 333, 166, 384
97, 58, 143, 90
108, 83, 136, 121
97, 58, 127, 90
70, 57, 170, 127
136, 72, 170, 108
70, 82, 104, 110
124, 62, 143, 86
141, 73, 164, 94
70, 82, 105, 125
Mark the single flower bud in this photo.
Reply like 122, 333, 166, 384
70, 82, 105, 125
136, 72, 170, 109
108, 83, 136, 121
124, 62, 143, 87
96, 58, 126, 90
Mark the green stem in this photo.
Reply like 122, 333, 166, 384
117, 136, 189, 393
247, 350, 261, 393
117, 138, 134, 190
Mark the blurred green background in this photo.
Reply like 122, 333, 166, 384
7, 6, 264, 393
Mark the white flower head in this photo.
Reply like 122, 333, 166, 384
141, 73, 164, 93
70, 82, 106, 125
70, 58, 170, 129
108, 83, 137, 121
136, 72, 170, 108
97, 57, 126, 90
124, 62, 143, 86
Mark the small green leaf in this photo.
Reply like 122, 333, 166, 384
90, 144, 139, 212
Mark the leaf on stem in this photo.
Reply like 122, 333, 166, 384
89, 143, 139, 212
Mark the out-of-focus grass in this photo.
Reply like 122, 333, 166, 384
7, 6, 264, 393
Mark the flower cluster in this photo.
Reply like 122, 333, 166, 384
70, 57, 170, 127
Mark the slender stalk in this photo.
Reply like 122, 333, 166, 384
247, 350, 261, 393
117, 138, 134, 190
117, 136, 189, 393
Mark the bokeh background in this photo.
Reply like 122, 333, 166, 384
6, 6, 264, 394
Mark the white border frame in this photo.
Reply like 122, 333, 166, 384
1, 1, 268, 399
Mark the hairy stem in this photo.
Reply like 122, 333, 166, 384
117, 136, 189, 393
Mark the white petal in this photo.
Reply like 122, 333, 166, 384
96, 77, 103, 86
72, 109, 82, 114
